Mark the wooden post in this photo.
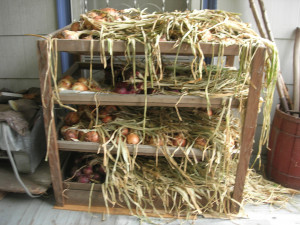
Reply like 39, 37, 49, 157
231, 47, 266, 213
37, 39, 64, 206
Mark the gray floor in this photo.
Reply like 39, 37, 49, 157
0, 192, 300, 225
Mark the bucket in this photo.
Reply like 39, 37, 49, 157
267, 105, 300, 189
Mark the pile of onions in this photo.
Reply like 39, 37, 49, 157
68, 153, 106, 184
57, 75, 100, 92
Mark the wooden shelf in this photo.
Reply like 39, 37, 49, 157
57, 140, 204, 158
37, 29, 266, 213
49, 39, 240, 56
58, 91, 240, 108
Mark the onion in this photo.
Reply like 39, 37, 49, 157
60, 125, 70, 136
63, 129, 79, 141
70, 22, 81, 31
172, 134, 187, 147
77, 77, 88, 85
105, 105, 118, 113
149, 136, 164, 146
207, 109, 213, 117
127, 133, 140, 144
99, 109, 109, 118
121, 127, 129, 136
83, 166, 93, 175
102, 115, 113, 123
115, 87, 129, 94
62, 75, 74, 81
77, 175, 90, 183
84, 131, 100, 142
58, 78, 72, 91
72, 82, 88, 91
64, 112, 80, 125
87, 11, 98, 18
62, 30, 79, 40
92, 173, 101, 181
195, 137, 207, 147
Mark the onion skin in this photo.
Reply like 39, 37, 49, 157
83, 166, 93, 175
77, 175, 90, 183
149, 137, 164, 146
72, 82, 88, 91
121, 127, 129, 136
63, 129, 79, 141
64, 112, 80, 126
127, 133, 140, 144
60, 125, 70, 136
195, 137, 207, 147
102, 115, 113, 123
105, 105, 118, 113
58, 78, 72, 91
172, 134, 187, 147
70, 22, 81, 31
84, 131, 100, 142
77, 77, 88, 85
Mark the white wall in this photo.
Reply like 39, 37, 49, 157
0, 0, 57, 92
218, 0, 300, 156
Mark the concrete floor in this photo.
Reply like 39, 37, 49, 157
0, 191, 299, 225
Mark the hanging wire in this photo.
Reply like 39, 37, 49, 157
134, 0, 137, 8
106, 0, 109, 7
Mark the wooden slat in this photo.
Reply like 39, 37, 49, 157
57, 140, 204, 158
54, 39, 240, 56
37, 40, 64, 206
58, 92, 240, 108
231, 47, 266, 212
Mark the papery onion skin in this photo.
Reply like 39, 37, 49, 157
72, 82, 88, 91
172, 134, 187, 147
127, 133, 140, 144
64, 112, 80, 125
63, 129, 79, 141
84, 131, 100, 142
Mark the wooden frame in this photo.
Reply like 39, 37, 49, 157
37, 31, 265, 214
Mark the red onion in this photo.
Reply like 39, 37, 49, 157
83, 166, 93, 175
115, 87, 129, 94
77, 175, 90, 183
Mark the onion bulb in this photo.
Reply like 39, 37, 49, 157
63, 129, 79, 141
102, 115, 113, 123
105, 105, 118, 113
70, 22, 81, 31
84, 131, 100, 142
60, 125, 70, 136
77, 77, 88, 85
77, 175, 90, 183
58, 78, 72, 91
121, 127, 129, 136
64, 112, 80, 125
127, 133, 140, 144
195, 137, 207, 147
83, 166, 93, 175
72, 82, 88, 91
172, 134, 187, 147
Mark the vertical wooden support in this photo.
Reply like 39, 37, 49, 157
37, 40, 64, 206
231, 47, 266, 212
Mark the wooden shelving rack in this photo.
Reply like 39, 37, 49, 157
37, 32, 266, 215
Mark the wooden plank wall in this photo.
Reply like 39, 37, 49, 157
0, 0, 58, 92
218, 0, 300, 161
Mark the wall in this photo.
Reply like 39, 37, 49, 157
218, 0, 300, 158
0, 0, 57, 92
